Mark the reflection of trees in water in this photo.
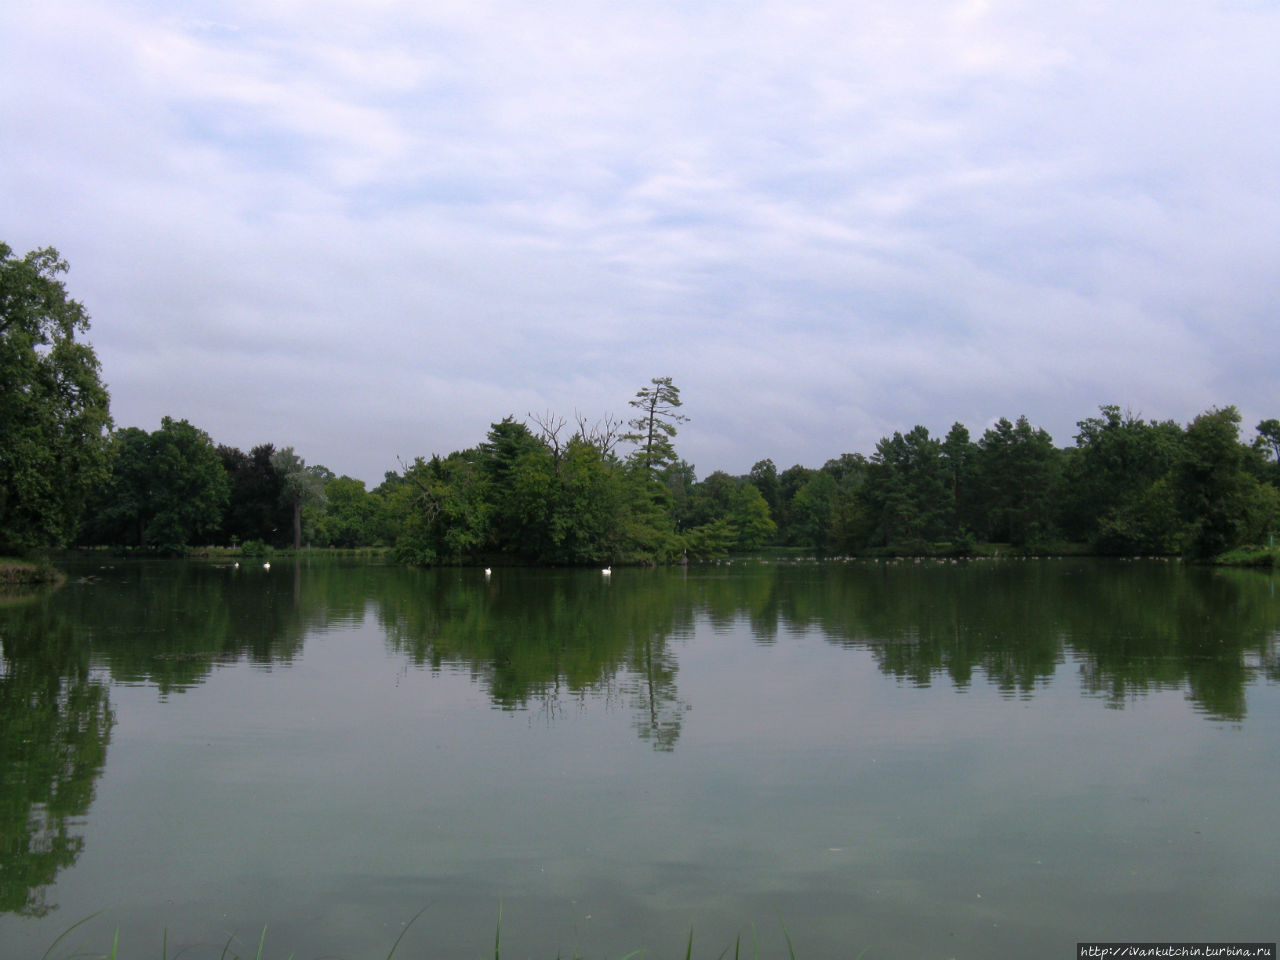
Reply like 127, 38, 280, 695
628, 631, 685, 751
0, 555, 1271, 920
373, 560, 1277, 733
377, 569, 694, 750
45, 560, 390, 694
0, 592, 114, 917
769, 560, 1278, 721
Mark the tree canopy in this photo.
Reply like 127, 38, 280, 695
623, 377, 688, 477
0, 245, 112, 553
1, 297, 1270, 568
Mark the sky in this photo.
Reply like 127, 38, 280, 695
4, 0, 1278, 487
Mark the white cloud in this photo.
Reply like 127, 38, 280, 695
3, 0, 1279, 481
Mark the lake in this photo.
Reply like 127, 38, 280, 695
1, 557, 1277, 958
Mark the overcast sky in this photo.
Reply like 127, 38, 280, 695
4, 0, 1278, 485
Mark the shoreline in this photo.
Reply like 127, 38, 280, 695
0, 558, 65, 585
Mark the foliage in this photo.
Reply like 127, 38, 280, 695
1058, 405, 1184, 550
217, 444, 290, 547
1176, 407, 1253, 559
747, 458, 781, 520
0, 244, 112, 553
392, 452, 490, 565
0, 610, 114, 916
271, 446, 328, 550
312, 475, 383, 548
1253, 418, 1280, 464
35, 351, 1275, 565
0, 558, 62, 584
238, 539, 272, 558
81, 418, 229, 550
1212, 544, 1279, 567
623, 376, 689, 476
864, 425, 948, 546
1, 242, 1270, 566
974, 415, 1060, 548
680, 471, 776, 554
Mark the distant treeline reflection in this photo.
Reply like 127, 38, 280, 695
2, 559, 1277, 916
4, 559, 1276, 721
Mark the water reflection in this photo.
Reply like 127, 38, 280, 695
3, 560, 1276, 720
0, 590, 113, 917
0, 558, 1277, 924
758, 559, 1278, 721
377, 569, 691, 750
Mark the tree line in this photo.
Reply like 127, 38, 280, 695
68, 396, 1280, 564
4, 243, 1278, 563
742, 406, 1279, 560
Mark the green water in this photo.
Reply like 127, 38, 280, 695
1, 558, 1277, 958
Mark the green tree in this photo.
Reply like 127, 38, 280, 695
271, 447, 328, 550
747, 459, 782, 527
661, 458, 699, 533
623, 377, 688, 477
551, 437, 628, 563
0, 244, 112, 552
788, 470, 839, 550
822, 453, 873, 553
1059, 405, 1184, 549
478, 418, 557, 560
1176, 406, 1266, 558
1254, 419, 1280, 463
1252, 419, 1280, 491
940, 423, 978, 538
864, 426, 948, 547
776, 464, 817, 545
975, 415, 1060, 547
393, 452, 490, 565
78, 427, 151, 546
217, 443, 290, 547
615, 469, 683, 564
313, 475, 380, 548
145, 418, 231, 549
85, 418, 230, 549
683, 471, 776, 553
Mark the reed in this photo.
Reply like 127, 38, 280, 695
41, 908, 865, 960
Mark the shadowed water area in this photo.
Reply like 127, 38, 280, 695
1, 558, 1277, 958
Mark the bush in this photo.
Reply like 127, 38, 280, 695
239, 539, 273, 558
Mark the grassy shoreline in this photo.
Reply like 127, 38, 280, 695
0, 556, 64, 585
1210, 544, 1279, 568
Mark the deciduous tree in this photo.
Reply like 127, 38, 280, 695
0, 245, 112, 552
272, 447, 328, 550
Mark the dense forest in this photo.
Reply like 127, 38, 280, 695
72, 392, 1280, 564
4, 244, 1279, 565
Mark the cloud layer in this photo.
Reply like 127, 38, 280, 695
5, 0, 1278, 483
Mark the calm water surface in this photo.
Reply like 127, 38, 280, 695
1, 558, 1277, 958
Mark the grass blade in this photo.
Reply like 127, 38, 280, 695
384, 902, 432, 960
40, 910, 103, 960
777, 915, 796, 960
